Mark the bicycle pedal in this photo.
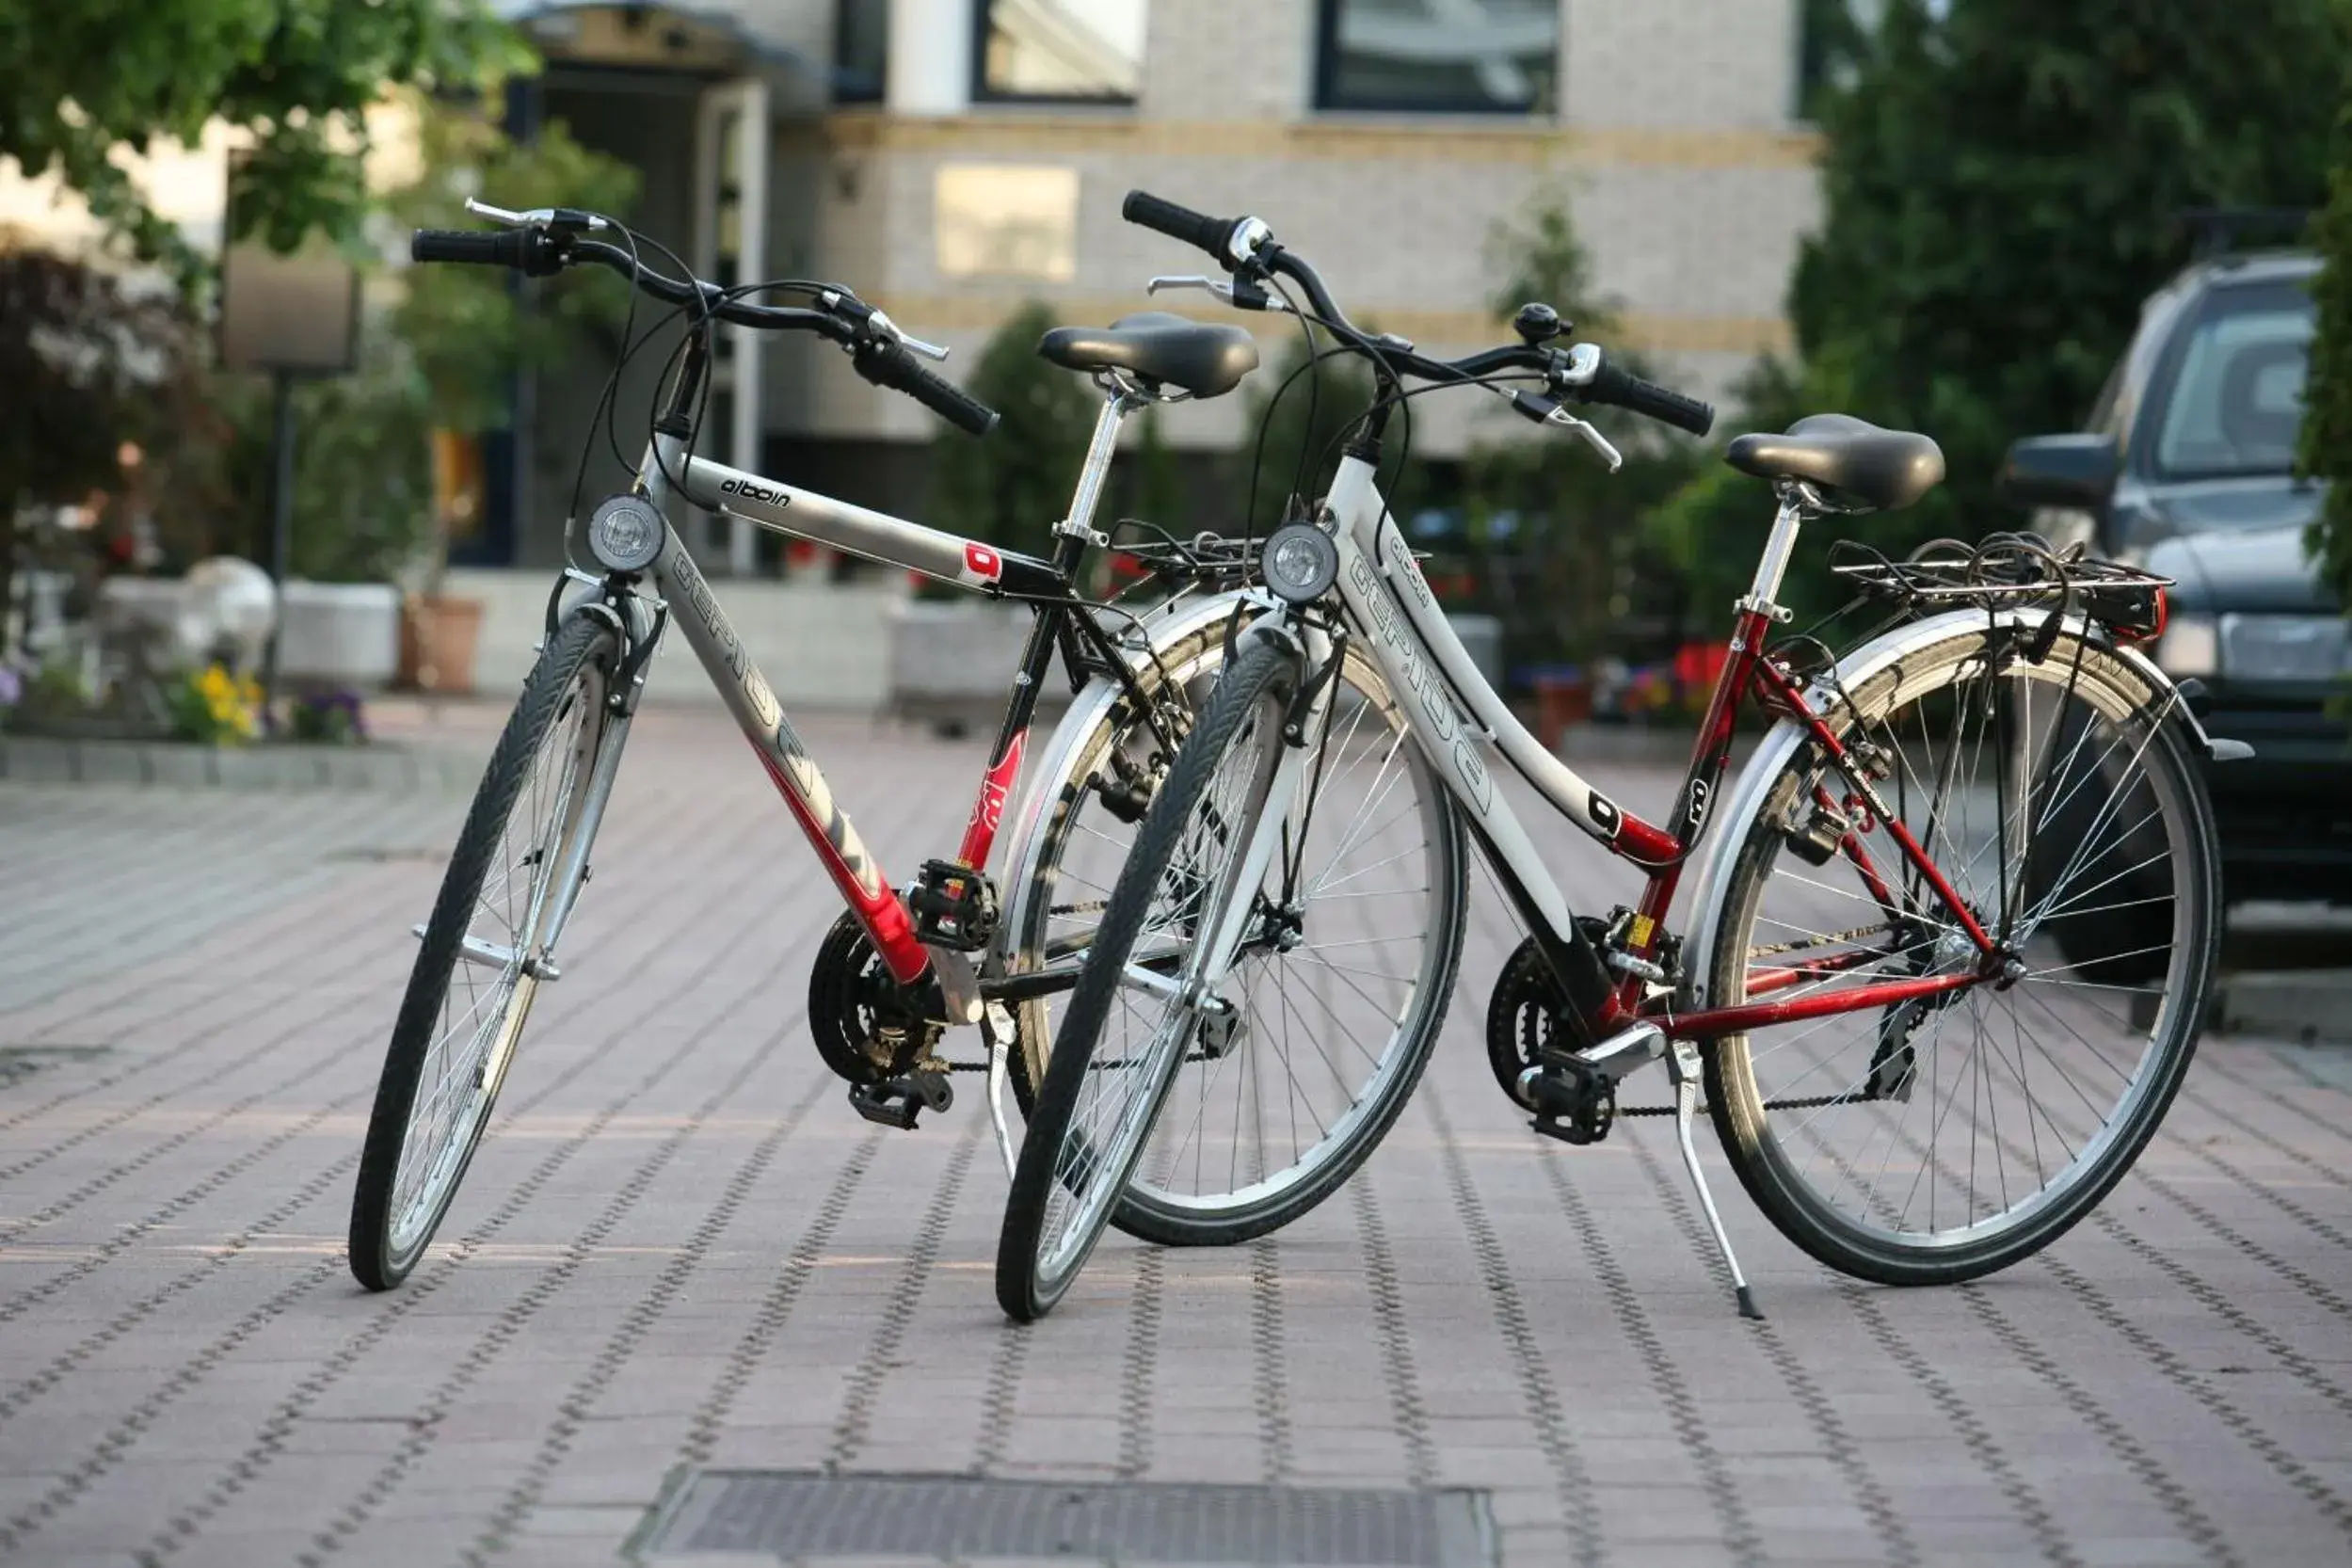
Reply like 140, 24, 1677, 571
908, 860, 999, 952
846, 1068, 955, 1130
1523, 1057, 1615, 1145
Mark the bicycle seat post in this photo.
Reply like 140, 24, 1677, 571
1051, 378, 1147, 561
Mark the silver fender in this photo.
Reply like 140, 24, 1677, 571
987, 586, 1276, 976
1676, 607, 2194, 1010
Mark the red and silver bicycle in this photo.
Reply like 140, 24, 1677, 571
348, 202, 1270, 1289
997, 192, 2246, 1321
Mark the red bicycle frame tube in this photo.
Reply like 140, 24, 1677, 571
956, 727, 1027, 869
1595, 607, 1999, 1039
746, 741, 931, 984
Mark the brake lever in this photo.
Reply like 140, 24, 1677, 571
1550, 408, 1624, 472
1145, 275, 1293, 314
463, 197, 610, 232
1493, 385, 1624, 472
871, 310, 949, 361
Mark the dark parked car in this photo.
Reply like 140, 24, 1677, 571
2002, 243, 2348, 958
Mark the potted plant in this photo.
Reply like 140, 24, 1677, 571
379, 90, 637, 695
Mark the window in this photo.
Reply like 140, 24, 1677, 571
935, 165, 1080, 280
834, 0, 888, 104
1314, 0, 1558, 116
2151, 283, 2314, 481
973, 0, 1149, 104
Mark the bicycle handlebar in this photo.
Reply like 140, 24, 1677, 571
1120, 190, 1240, 264
408, 226, 1000, 437
1585, 360, 1715, 438
1116, 189, 1714, 439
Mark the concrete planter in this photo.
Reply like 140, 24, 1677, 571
279, 581, 402, 690
885, 599, 1040, 728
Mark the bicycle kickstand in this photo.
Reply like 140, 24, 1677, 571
1668, 1037, 1764, 1320
982, 1000, 1019, 1182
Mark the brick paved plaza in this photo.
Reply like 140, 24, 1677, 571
3, 705, 2351, 1567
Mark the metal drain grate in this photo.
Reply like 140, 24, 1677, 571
637, 1470, 1494, 1566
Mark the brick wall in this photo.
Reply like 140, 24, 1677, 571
596, 0, 1823, 458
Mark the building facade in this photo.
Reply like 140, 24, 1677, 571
488, 0, 1828, 571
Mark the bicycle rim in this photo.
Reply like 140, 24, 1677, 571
384, 644, 609, 1261
1704, 631, 2217, 1276
1032, 648, 1293, 1298
1010, 627, 1225, 1107
1120, 647, 1461, 1237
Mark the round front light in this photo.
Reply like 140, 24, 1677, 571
1261, 521, 1338, 603
584, 495, 666, 574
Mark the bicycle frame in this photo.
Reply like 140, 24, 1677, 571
550, 354, 1176, 1007
1297, 452, 2002, 1048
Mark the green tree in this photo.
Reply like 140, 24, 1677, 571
375, 91, 636, 590
212, 329, 434, 585
382, 92, 639, 437
0, 0, 529, 283
2302, 68, 2352, 605
1464, 195, 1702, 669
933, 301, 1100, 556
1666, 0, 2342, 621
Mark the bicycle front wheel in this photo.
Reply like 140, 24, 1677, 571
1111, 639, 1463, 1247
998, 636, 1298, 1320
348, 613, 618, 1290
1696, 624, 2219, 1286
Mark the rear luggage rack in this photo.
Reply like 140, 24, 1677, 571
1830, 533, 2172, 641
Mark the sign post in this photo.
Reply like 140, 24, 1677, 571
216, 154, 360, 718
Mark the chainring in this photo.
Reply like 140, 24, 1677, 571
1485, 936, 1569, 1109
807, 911, 947, 1087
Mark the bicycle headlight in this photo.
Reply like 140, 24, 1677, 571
584, 494, 666, 574
1261, 521, 1338, 604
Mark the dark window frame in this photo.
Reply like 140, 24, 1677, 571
969, 0, 1145, 107
1311, 0, 1559, 117
832, 0, 887, 104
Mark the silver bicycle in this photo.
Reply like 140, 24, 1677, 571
348, 200, 1267, 1289
997, 192, 2239, 1321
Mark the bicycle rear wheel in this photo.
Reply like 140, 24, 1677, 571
348, 613, 618, 1290
1696, 625, 2218, 1285
997, 636, 1298, 1320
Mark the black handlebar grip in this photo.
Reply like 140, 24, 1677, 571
1121, 190, 1237, 264
1590, 360, 1715, 437
856, 342, 999, 438
410, 228, 527, 267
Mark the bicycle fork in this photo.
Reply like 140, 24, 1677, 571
1121, 625, 1331, 1064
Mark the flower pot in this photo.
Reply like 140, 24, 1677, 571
398, 593, 485, 696
1530, 672, 1592, 754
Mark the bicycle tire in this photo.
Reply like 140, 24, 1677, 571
348, 613, 619, 1290
998, 635, 1298, 1320
1002, 618, 1228, 1114
1109, 642, 1464, 1247
1698, 626, 2219, 1286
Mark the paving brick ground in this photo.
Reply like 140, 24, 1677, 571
2, 705, 2350, 1568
